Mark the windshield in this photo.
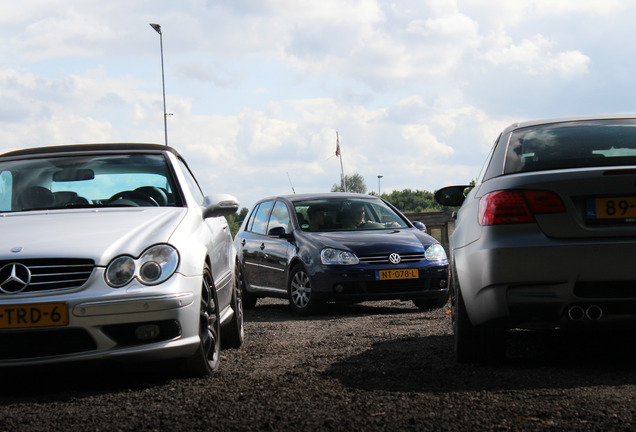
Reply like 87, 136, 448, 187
0, 153, 181, 212
505, 119, 636, 174
293, 198, 408, 232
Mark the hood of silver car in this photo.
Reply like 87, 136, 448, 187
1, 208, 188, 265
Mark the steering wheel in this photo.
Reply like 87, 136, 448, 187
107, 190, 159, 207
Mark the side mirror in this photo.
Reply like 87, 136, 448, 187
412, 221, 427, 232
434, 185, 473, 207
202, 193, 239, 218
267, 226, 288, 238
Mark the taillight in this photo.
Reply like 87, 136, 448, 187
479, 190, 565, 226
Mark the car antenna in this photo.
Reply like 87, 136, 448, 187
286, 171, 296, 194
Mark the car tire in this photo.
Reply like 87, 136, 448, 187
221, 265, 245, 349
237, 263, 258, 309
186, 264, 221, 376
288, 265, 319, 316
452, 272, 505, 363
412, 293, 449, 310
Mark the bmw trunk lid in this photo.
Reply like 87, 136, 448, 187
485, 167, 636, 239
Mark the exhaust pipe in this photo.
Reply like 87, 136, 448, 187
567, 305, 585, 321
585, 305, 603, 321
567, 305, 603, 321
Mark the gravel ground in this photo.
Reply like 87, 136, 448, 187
1, 298, 636, 431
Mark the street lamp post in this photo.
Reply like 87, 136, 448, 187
377, 175, 383, 196
149, 23, 168, 146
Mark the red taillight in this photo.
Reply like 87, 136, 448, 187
523, 190, 566, 213
479, 190, 565, 226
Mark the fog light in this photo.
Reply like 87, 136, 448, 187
134, 324, 161, 341
440, 279, 447, 288
334, 284, 344, 293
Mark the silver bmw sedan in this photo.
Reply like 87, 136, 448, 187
435, 115, 636, 362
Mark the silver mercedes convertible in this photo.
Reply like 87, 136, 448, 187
0, 143, 243, 376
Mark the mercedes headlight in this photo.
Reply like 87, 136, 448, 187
106, 244, 180, 288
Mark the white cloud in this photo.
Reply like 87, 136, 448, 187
1, 0, 636, 210
401, 124, 454, 158
483, 32, 589, 77
406, 12, 478, 39
459, 0, 628, 27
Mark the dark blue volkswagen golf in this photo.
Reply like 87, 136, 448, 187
234, 193, 449, 315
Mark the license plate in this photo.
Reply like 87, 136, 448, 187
375, 269, 419, 280
0, 302, 68, 329
587, 197, 636, 219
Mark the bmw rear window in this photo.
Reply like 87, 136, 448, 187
504, 119, 636, 174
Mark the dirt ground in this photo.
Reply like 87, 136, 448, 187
1, 297, 636, 431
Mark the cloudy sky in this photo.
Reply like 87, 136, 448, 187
2, 0, 635, 210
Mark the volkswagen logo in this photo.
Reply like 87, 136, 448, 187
389, 253, 401, 264
0, 263, 32, 294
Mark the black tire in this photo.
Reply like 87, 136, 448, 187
222, 265, 245, 349
237, 262, 257, 309
186, 264, 221, 376
412, 292, 449, 310
288, 265, 319, 316
452, 269, 505, 363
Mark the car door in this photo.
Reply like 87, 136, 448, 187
177, 157, 234, 308
259, 200, 291, 290
239, 200, 274, 290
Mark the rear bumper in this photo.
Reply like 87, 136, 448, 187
454, 232, 636, 329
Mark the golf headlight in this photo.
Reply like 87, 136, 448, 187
106, 244, 180, 287
321, 248, 359, 265
425, 243, 447, 261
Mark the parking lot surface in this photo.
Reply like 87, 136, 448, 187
1, 298, 635, 431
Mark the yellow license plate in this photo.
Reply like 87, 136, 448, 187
0, 302, 68, 329
591, 197, 636, 219
375, 269, 419, 280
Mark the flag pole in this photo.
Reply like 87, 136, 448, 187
336, 131, 347, 192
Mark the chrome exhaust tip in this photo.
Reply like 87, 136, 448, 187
585, 305, 603, 321
567, 305, 585, 321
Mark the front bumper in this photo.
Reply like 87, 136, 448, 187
309, 262, 449, 302
0, 269, 202, 366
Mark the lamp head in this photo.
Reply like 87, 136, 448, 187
149, 23, 162, 34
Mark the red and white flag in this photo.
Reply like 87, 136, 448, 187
335, 137, 341, 156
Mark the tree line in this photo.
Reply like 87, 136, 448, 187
332, 173, 453, 212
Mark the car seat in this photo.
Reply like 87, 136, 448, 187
17, 186, 56, 210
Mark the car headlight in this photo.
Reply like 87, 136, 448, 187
105, 244, 180, 288
106, 256, 136, 287
425, 243, 447, 261
321, 248, 359, 265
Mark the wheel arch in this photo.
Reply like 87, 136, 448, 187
287, 256, 307, 282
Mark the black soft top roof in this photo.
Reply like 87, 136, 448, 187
0, 143, 181, 159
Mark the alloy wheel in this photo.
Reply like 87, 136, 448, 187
290, 269, 311, 309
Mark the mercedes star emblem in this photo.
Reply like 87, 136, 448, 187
0, 263, 32, 294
